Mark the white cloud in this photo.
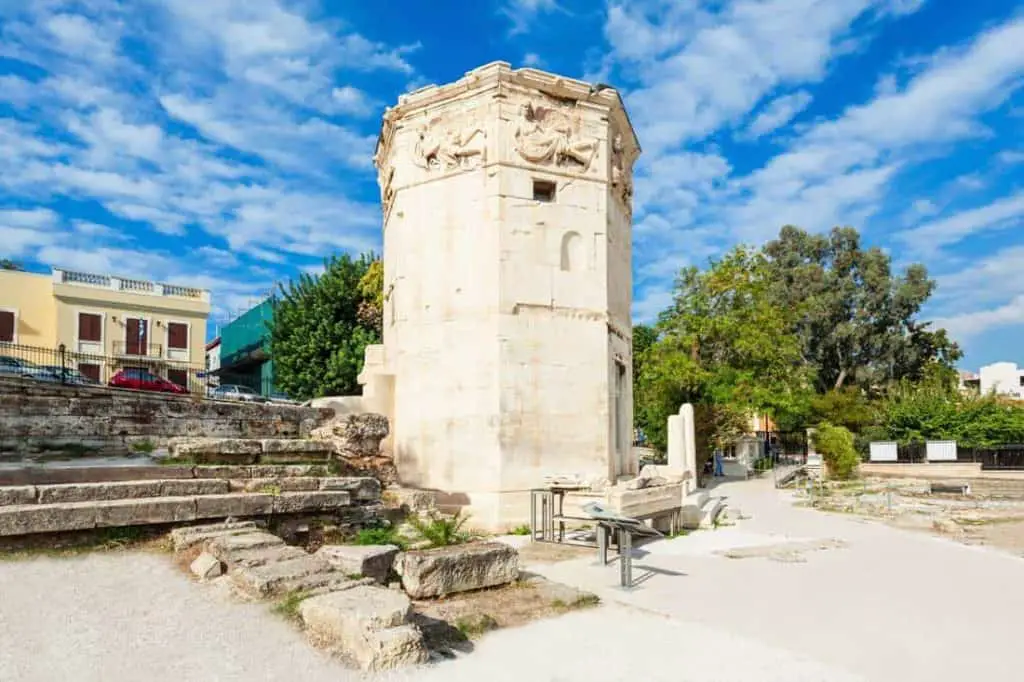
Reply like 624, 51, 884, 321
899, 192, 1024, 253
609, 0, 893, 155
1, 0, 398, 270
742, 91, 813, 138
998, 150, 1024, 165
330, 86, 376, 117
935, 295, 1024, 341
523, 52, 543, 67
501, 0, 562, 36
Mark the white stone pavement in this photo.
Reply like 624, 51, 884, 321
0, 477, 1020, 681
531, 476, 1024, 682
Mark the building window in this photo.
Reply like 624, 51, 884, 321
167, 368, 189, 389
0, 310, 13, 343
533, 179, 556, 202
167, 322, 188, 350
78, 313, 102, 343
79, 363, 101, 383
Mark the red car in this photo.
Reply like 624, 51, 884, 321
109, 368, 188, 394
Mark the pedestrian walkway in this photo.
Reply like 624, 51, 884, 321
530, 476, 1024, 682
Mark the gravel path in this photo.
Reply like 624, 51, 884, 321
0, 550, 860, 682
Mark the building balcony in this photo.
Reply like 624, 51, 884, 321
52, 268, 211, 303
112, 341, 164, 358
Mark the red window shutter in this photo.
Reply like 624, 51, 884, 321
168, 323, 188, 349
79, 313, 102, 342
0, 311, 13, 343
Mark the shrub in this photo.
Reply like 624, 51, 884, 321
408, 510, 471, 548
813, 422, 860, 480
353, 526, 406, 549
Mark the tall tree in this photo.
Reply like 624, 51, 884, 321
270, 253, 381, 400
631, 323, 658, 434
636, 247, 812, 456
0, 258, 23, 271
764, 225, 961, 392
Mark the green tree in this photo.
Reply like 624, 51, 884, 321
636, 247, 812, 460
764, 225, 961, 392
270, 253, 381, 400
0, 258, 23, 270
812, 422, 860, 480
631, 323, 658, 434
356, 259, 384, 331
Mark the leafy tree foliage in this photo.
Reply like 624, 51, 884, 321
636, 247, 812, 457
356, 259, 384, 331
764, 226, 961, 392
0, 258, 23, 270
270, 253, 381, 400
812, 422, 860, 480
880, 382, 1024, 447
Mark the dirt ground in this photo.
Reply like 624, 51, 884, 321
794, 477, 1024, 556
411, 573, 598, 653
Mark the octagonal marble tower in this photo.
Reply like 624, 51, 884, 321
359, 61, 641, 529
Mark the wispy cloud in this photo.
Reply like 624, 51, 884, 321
899, 192, 1024, 254
741, 91, 813, 139
500, 0, 562, 36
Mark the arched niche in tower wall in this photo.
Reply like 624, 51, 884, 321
559, 230, 583, 272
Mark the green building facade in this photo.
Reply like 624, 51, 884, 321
217, 298, 276, 396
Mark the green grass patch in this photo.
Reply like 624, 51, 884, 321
454, 614, 499, 639
509, 524, 531, 536
353, 526, 407, 549
129, 439, 156, 454
271, 590, 311, 623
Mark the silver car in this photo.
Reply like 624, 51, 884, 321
211, 384, 268, 403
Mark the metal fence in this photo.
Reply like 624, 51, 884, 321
958, 445, 1024, 470
887, 441, 1024, 469
0, 342, 279, 399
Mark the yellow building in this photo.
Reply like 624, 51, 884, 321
0, 267, 211, 387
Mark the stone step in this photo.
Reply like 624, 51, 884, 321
0, 475, 379, 507
229, 554, 376, 598
0, 464, 332, 486
170, 521, 264, 552
698, 496, 727, 530
0, 490, 353, 537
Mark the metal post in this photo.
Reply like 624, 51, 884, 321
619, 528, 633, 588
596, 523, 608, 565
530, 490, 537, 542
58, 343, 67, 385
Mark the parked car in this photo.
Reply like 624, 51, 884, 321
266, 391, 299, 405
0, 356, 61, 382
39, 365, 100, 385
109, 368, 188, 394
211, 384, 268, 403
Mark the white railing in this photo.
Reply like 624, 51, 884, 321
52, 269, 210, 302
118, 277, 154, 293
59, 270, 110, 287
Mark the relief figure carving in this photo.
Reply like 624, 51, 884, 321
512, 102, 597, 171
413, 124, 486, 172
611, 133, 634, 206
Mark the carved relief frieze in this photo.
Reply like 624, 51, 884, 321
411, 120, 487, 173
510, 101, 598, 172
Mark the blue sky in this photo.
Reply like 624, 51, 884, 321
0, 0, 1021, 370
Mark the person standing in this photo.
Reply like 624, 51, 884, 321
713, 450, 724, 477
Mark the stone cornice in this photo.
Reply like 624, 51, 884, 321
375, 62, 640, 172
